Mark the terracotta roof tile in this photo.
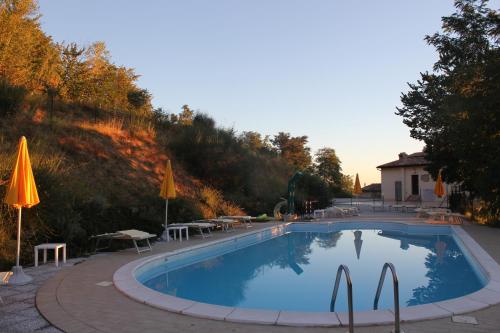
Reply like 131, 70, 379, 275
377, 152, 429, 169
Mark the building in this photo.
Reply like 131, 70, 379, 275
377, 152, 448, 204
361, 183, 381, 198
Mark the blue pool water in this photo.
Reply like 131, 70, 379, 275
137, 223, 487, 312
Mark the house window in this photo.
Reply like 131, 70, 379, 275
411, 174, 419, 195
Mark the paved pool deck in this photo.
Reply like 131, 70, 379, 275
3, 215, 500, 332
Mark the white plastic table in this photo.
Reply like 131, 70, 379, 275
166, 226, 189, 242
34, 243, 66, 267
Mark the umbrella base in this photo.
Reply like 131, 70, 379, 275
8, 265, 33, 285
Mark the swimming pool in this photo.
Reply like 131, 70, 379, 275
114, 221, 500, 326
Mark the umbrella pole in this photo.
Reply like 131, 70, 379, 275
16, 207, 22, 267
9, 207, 32, 285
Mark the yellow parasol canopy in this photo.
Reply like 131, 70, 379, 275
4, 136, 39, 208
4, 136, 39, 285
160, 160, 176, 199
353, 173, 362, 195
434, 170, 445, 198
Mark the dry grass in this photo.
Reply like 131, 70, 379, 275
78, 118, 125, 139
198, 187, 244, 218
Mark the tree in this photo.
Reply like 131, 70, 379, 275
240, 131, 263, 151
271, 132, 312, 170
179, 104, 194, 125
59, 43, 87, 103
396, 0, 500, 222
315, 148, 342, 185
127, 88, 151, 111
0, 0, 61, 91
340, 174, 354, 194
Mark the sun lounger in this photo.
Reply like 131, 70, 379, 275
219, 216, 253, 228
426, 211, 463, 225
324, 207, 344, 218
415, 207, 450, 218
90, 229, 156, 254
203, 218, 237, 232
169, 222, 215, 238
341, 207, 359, 216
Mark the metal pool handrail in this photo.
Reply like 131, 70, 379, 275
330, 264, 354, 333
373, 262, 401, 333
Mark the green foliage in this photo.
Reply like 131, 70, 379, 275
127, 88, 151, 111
271, 132, 312, 170
0, 78, 26, 116
0, 1, 148, 118
295, 172, 332, 209
396, 0, 500, 223
315, 147, 342, 186
179, 104, 194, 125
239, 131, 274, 154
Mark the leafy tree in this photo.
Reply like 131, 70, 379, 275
396, 0, 500, 222
240, 131, 264, 151
127, 88, 151, 111
340, 174, 354, 195
0, 0, 60, 91
271, 132, 312, 170
315, 147, 342, 185
60, 43, 87, 103
179, 104, 194, 125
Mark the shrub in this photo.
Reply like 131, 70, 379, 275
0, 79, 26, 117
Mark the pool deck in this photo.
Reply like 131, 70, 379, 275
3, 215, 500, 332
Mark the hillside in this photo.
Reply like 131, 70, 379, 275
0, 106, 243, 269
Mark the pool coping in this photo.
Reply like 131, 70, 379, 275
113, 221, 500, 327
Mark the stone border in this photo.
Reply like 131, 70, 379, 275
113, 221, 500, 327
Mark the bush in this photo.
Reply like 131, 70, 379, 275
0, 79, 26, 116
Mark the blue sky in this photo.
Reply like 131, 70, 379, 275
38, 0, 497, 184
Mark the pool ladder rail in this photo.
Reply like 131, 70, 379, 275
330, 264, 354, 333
330, 262, 402, 333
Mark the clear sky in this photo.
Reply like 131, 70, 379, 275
38, 0, 496, 185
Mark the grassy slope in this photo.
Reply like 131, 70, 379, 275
0, 106, 243, 269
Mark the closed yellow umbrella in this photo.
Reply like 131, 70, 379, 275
4, 136, 40, 285
353, 173, 362, 195
434, 170, 445, 198
160, 160, 176, 237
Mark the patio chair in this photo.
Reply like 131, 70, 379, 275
90, 229, 156, 254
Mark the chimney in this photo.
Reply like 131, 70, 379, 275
398, 152, 408, 160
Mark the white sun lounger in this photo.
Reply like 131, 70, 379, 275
90, 229, 156, 254
219, 216, 253, 228
195, 218, 237, 232
169, 222, 215, 238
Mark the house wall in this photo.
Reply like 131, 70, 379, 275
380, 166, 448, 203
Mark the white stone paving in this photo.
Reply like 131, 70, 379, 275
0, 258, 84, 333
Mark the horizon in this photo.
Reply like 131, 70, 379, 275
37, 0, 499, 185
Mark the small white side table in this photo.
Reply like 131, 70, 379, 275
166, 226, 189, 242
34, 243, 66, 267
